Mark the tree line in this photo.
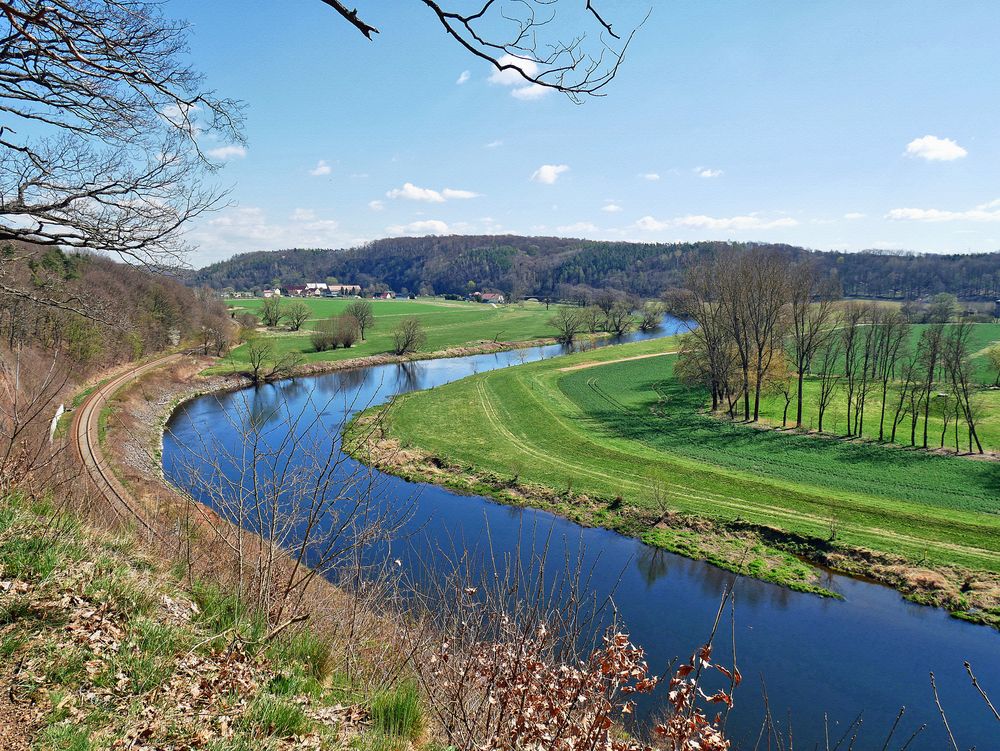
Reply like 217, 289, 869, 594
191, 236, 1000, 304
671, 248, 990, 454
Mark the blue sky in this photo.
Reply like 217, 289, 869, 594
175, 1, 1000, 266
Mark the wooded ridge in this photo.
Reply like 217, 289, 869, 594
190, 236, 1000, 301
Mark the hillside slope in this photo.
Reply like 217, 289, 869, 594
191, 235, 1000, 301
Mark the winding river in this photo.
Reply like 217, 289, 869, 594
163, 318, 1000, 749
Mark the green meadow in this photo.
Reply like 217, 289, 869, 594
215, 296, 564, 372
371, 336, 1000, 577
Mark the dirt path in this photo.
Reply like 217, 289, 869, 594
558, 350, 676, 372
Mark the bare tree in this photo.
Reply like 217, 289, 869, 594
839, 302, 866, 435
392, 316, 426, 355
889, 348, 921, 444
244, 336, 301, 384
788, 261, 839, 428
815, 332, 841, 434
581, 305, 605, 334
942, 322, 984, 453
549, 307, 583, 344
320, 1, 643, 104
874, 310, 909, 442
604, 299, 635, 336
917, 324, 945, 449
0, 0, 243, 312
638, 301, 664, 331
259, 297, 283, 328
345, 300, 375, 340
282, 301, 312, 331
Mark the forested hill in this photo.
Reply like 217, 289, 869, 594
191, 236, 1000, 300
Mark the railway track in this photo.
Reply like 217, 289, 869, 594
70, 353, 184, 536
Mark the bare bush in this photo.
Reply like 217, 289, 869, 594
169, 385, 409, 626
393, 317, 427, 355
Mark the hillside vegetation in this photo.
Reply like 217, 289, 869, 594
0, 494, 430, 751
191, 236, 1000, 302
349, 336, 1000, 625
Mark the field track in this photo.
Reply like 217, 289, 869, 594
557, 351, 676, 371
70, 353, 182, 536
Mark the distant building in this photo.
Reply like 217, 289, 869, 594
374, 291, 396, 300
284, 285, 307, 297
479, 292, 505, 304
261, 288, 282, 298
327, 284, 362, 297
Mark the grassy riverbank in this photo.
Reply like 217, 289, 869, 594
0, 493, 430, 751
211, 297, 564, 374
347, 335, 1000, 626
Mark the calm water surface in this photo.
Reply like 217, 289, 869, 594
164, 317, 1000, 749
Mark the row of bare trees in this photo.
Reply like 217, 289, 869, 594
672, 249, 988, 453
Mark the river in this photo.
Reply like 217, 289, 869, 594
163, 317, 1000, 749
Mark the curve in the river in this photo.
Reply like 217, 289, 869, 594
163, 317, 1000, 750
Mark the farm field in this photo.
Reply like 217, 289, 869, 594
216, 296, 564, 371
369, 336, 1000, 582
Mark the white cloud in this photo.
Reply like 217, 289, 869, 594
387, 183, 444, 202
636, 213, 799, 232
386, 183, 479, 202
639, 172, 661, 181
485, 140, 504, 149
488, 54, 549, 100
886, 199, 1000, 223
905, 135, 967, 162
602, 203, 622, 213
387, 219, 450, 235
844, 212, 866, 220
489, 54, 539, 85
696, 167, 723, 178
557, 222, 598, 235
441, 188, 481, 199
207, 144, 246, 160
456, 70, 471, 85
368, 200, 385, 211
636, 216, 670, 231
511, 84, 548, 100
530, 164, 569, 184
189, 207, 347, 261
309, 159, 332, 176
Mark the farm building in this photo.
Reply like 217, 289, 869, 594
478, 292, 505, 304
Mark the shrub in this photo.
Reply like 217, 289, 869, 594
369, 680, 423, 740
241, 694, 309, 738
310, 317, 338, 352
392, 317, 426, 355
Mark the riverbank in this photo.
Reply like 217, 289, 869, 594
343, 337, 1000, 629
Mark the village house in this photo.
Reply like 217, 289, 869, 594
327, 284, 362, 297
261, 288, 282, 298
479, 292, 505, 304
373, 291, 396, 300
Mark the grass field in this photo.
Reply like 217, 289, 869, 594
365, 335, 1000, 612
216, 296, 565, 372
757, 323, 1000, 451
